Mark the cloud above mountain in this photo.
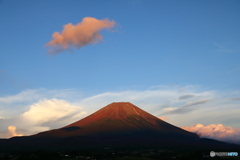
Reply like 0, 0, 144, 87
181, 124, 240, 145
45, 17, 116, 54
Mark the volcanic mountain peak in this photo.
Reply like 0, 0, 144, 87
100, 102, 144, 116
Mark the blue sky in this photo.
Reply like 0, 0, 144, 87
1, 0, 240, 94
0, 0, 240, 142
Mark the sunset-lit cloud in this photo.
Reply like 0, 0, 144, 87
181, 124, 240, 145
8, 126, 23, 137
21, 98, 86, 124
19, 98, 87, 134
0, 97, 87, 138
162, 108, 177, 112
186, 99, 210, 106
45, 17, 116, 54
158, 117, 168, 121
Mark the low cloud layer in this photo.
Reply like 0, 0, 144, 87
45, 17, 116, 54
181, 124, 240, 145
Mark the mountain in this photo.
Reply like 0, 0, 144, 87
1, 102, 239, 150
34, 102, 198, 140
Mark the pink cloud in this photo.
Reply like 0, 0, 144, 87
158, 116, 168, 121
181, 124, 240, 145
45, 17, 116, 54
8, 126, 23, 137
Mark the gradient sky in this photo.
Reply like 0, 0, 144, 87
0, 0, 240, 142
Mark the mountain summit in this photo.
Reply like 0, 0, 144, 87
64, 102, 167, 128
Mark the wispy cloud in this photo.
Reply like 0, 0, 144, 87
181, 124, 240, 145
162, 99, 211, 115
0, 88, 78, 118
229, 97, 240, 101
45, 17, 116, 54
213, 42, 234, 53
186, 99, 211, 106
0, 88, 77, 104
178, 94, 195, 100
162, 108, 177, 112
0, 89, 43, 104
